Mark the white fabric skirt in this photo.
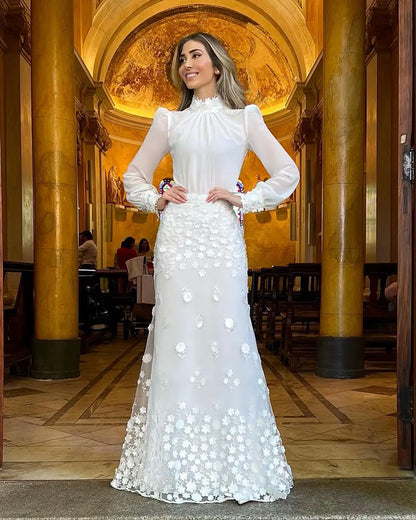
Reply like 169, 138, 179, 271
111, 194, 293, 503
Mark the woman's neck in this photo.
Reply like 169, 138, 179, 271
193, 87, 217, 101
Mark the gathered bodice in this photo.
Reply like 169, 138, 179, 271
123, 96, 300, 214
168, 96, 248, 194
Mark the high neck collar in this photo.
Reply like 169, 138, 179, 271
189, 95, 224, 111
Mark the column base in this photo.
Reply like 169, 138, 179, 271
31, 338, 80, 379
316, 336, 365, 379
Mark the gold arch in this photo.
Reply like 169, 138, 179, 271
104, 6, 297, 117
83, 0, 316, 87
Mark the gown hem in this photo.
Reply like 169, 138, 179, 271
110, 480, 293, 504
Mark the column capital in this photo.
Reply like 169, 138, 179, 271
366, 0, 398, 54
0, 0, 31, 57
292, 104, 322, 152
77, 109, 112, 152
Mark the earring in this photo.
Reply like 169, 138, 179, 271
215, 69, 220, 75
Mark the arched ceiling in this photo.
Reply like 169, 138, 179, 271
84, 0, 316, 121
105, 7, 296, 117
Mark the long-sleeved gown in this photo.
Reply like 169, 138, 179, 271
111, 96, 300, 504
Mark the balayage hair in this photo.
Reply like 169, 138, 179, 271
170, 32, 247, 111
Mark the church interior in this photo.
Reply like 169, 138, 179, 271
1, 0, 416, 511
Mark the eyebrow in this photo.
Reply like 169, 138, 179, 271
179, 48, 204, 57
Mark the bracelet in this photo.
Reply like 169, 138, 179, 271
154, 196, 163, 217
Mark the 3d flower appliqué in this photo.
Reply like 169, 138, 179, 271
224, 317, 234, 331
241, 343, 250, 358
213, 286, 220, 302
142, 353, 152, 363
210, 341, 220, 359
196, 315, 204, 329
175, 342, 186, 358
182, 289, 192, 303
189, 369, 207, 388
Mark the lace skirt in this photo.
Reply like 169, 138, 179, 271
111, 194, 293, 503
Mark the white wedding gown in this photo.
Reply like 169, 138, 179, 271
111, 96, 299, 503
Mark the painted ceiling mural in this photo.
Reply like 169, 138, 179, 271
105, 7, 296, 118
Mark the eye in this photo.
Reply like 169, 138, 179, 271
179, 56, 186, 63
192, 53, 202, 58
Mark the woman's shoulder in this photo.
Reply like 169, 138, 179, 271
151, 107, 173, 130
154, 106, 171, 117
224, 103, 262, 118
154, 106, 189, 120
243, 104, 262, 115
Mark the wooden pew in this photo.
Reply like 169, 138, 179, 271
260, 266, 288, 353
3, 261, 34, 375
280, 263, 321, 371
248, 267, 289, 348
278, 262, 397, 372
78, 268, 128, 348
248, 269, 262, 340
256, 267, 275, 344
363, 263, 397, 367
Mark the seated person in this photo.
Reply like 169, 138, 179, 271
385, 281, 398, 301
385, 280, 398, 312
137, 238, 154, 274
116, 237, 138, 270
79, 230, 97, 268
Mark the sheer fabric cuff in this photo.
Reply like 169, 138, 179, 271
240, 189, 265, 214
127, 187, 160, 214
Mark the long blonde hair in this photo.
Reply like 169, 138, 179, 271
170, 32, 247, 111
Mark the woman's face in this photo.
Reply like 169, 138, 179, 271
178, 40, 217, 99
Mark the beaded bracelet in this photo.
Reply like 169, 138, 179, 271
154, 196, 163, 217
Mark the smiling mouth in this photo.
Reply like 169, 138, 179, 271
185, 72, 198, 80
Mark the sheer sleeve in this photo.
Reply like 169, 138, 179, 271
240, 104, 300, 214
123, 107, 170, 213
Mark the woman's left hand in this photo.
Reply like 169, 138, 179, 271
206, 187, 242, 208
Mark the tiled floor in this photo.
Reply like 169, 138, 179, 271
1, 335, 413, 480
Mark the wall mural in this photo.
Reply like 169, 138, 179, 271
104, 6, 296, 117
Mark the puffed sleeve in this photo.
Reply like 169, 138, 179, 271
240, 104, 300, 213
123, 107, 170, 213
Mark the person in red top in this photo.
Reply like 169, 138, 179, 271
116, 237, 138, 270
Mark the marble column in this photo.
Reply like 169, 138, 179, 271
316, 0, 366, 378
31, 0, 80, 379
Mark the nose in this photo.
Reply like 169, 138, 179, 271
180, 56, 191, 68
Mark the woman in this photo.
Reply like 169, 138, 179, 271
137, 238, 152, 258
111, 32, 299, 504
116, 237, 138, 270
136, 238, 154, 273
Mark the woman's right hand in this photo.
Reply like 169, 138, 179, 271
161, 185, 188, 205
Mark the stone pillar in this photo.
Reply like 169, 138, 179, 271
31, 0, 80, 379
316, 0, 366, 378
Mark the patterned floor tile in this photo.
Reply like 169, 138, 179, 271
2, 336, 405, 479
